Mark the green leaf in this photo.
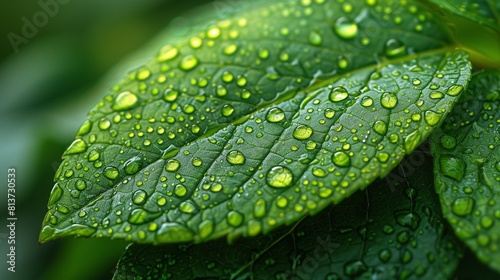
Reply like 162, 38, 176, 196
113, 153, 463, 279
424, 0, 500, 31
430, 70, 500, 272
40, 0, 471, 244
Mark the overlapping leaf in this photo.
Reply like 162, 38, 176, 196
113, 153, 463, 279
430, 70, 500, 272
425, 0, 500, 30
40, 0, 471, 245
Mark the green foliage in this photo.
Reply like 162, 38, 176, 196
38, 0, 500, 278
113, 155, 463, 279
425, 0, 500, 31
431, 70, 500, 272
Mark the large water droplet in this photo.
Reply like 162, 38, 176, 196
198, 219, 214, 239
394, 211, 421, 230
226, 150, 246, 165
157, 45, 178, 62
132, 190, 148, 205
254, 198, 267, 218
266, 108, 285, 123
373, 120, 388, 135
165, 159, 180, 172
451, 197, 474, 216
424, 111, 443, 126
179, 55, 199, 71
124, 156, 142, 175
128, 209, 160, 224
293, 125, 313, 140
65, 139, 88, 155
227, 211, 244, 227
332, 151, 351, 167
113, 91, 138, 111
329, 86, 349, 102
76, 120, 92, 136
403, 130, 421, 153
343, 260, 367, 277
334, 17, 358, 39
155, 223, 194, 243
440, 156, 465, 181
380, 92, 398, 109
446, 85, 464, 96
174, 184, 187, 197
440, 135, 457, 149
48, 183, 63, 206
266, 166, 293, 188
103, 166, 119, 179
384, 38, 406, 57
75, 180, 87, 191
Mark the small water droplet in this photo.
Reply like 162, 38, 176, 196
266, 166, 293, 188
163, 89, 179, 102
223, 44, 238, 55
378, 249, 392, 263
308, 31, 322, 45
384, 38, 406, 57
293, 125, 313, 140
334, 17, 358, 39
221, 104, 235, 117
226, 150, 246, 165
113, 91, 138, 111
192, 157, 203, 167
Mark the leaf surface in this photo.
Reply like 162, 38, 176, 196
425, 0, 500, 30
430, 70, 500, 272
40, 0, 471, 244
113, 153, 463, 280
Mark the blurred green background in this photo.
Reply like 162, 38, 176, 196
0, 1, 219, 279
0, 1, 499, 280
